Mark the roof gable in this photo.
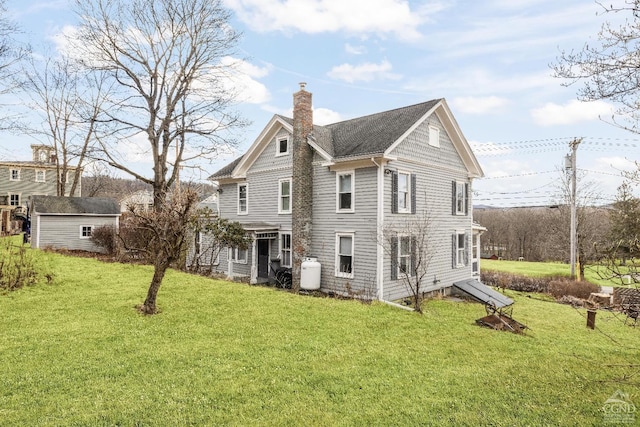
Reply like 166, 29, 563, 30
209, 97, 483, 180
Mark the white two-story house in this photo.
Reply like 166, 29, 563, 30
207, 84, 484, 303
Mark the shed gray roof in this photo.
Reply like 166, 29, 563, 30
210, 99, 441, 179
31, 196, 121, 215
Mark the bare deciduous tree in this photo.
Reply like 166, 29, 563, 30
379, 212, 435, 314
21, 56, 107, 196
69, 0, 246, 313
120, 189, 200, 314
0, 0, 29, 127
552, 1, 640, 133
188, 213, 251, 275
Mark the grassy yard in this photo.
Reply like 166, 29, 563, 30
1, 248, 638, 426
481, 258, 628, 288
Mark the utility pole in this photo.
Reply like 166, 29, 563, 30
566, 138, 582, 280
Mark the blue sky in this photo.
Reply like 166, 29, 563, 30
3, 0, 640, 206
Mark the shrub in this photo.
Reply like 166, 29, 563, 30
547, 279, 599, 300
481, 271, 550, 293
0, 238, 50, 291
91, 225, 118, 255
481, 270, 599, 301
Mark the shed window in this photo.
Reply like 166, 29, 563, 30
80, 225, 93, 239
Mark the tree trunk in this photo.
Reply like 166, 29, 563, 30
141, 257, 170, 314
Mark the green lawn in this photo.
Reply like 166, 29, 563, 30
1, 248, 638, 426
481, 259, 629, 288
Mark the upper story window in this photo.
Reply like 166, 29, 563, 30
276, 137, 289, 156
9, 194, 19, 206
453, 181, 468, 215
335, 232, 354, 279
35, 170, 46, 183
398, 173, 410, 212
429, 125, 440, 148
10, 169, 20, 181
278, 178, 291, 214
238, 183, 248, 215
337, 171, 354, 212
391, 171, 416, 214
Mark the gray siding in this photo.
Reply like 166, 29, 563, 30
212, 113, 476, 300
383, 115, 473, 301
0, 165, 80, 206
311, 164, 379, 299
33, 215, 117, 252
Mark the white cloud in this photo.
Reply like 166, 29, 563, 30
404, 68, 553, 98
223, 0, 434, 41
530, 100, 614, 126
451, 96, 509, 114
594, 156, 636, 174
217, 56, 272, 104
327, 60, 401, 83
345, 43, 367, 55
313, 107, 342, 125
280, 106, 342, 125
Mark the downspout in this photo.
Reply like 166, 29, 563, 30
371, 157, 385, 301
372, 157, 413, 312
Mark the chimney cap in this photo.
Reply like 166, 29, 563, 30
299, 82, 307, 91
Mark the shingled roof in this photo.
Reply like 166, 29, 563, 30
31, 196, 120, 215
326, 99, 440, 158
210, 98, 443, 179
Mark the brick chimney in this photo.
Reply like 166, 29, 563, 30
292, 82, 313, 291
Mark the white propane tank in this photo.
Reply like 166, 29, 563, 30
300, 257, 321, 290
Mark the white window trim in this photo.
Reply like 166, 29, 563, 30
275, 136, 290, 157
335, 232, 355, 279
79, 225, 93, 239
237, 183, 248, 215
9, 193, 20, 206
35, 169, 46, 183
9, 168, 20, 181
336, 170, 355, 213
397, 171, 411, 214
279, 232, 292, 268
428, 125, 440, 148
455, 181, 466, 215
398, 234, 412, 277
455, 231, 466, 268
229, 247, 248, 264
278, 178, 292, 214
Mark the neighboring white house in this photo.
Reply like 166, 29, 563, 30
30, 196, 120, 253
203, 84, 485, 302
119, 190, 154, 213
